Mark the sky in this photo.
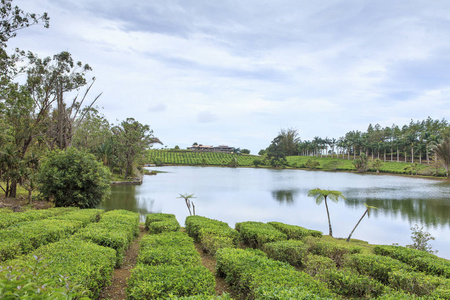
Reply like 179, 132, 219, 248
9, 0, 450, 154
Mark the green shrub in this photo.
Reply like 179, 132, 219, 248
74, 209, 139, 266
320, 268, 388, 298
388, 269, 450, 298
199, 230, 236, 256
0, 219, 83, 261
16, 238, 116, 299
51, 208, 104, 226
215, 248, 335, 299
0, 255, 90, 299
268, 221, 323, 239
307, 238, 359, 267
173, 295, 232, 300
374, 245, 450, 278
303, 254, 337, 277
0, 207, 77, 229
145, 213, 180, 233
138, 232, 201, 267
127, 264, 215, 299
235, 221, 287, 248
185, 215, 231, 242
349, 253, 412, 285
263, 240, 308, 267
37, 147, 111, 208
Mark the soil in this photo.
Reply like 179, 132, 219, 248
98, 225, 146, 300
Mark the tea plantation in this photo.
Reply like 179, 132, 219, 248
1, 209, 449, 299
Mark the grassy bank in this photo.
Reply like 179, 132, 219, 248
146, 150, 448, 178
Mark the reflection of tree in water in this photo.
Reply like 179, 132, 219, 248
344, 197, 450, 229
272, 190, 297, 205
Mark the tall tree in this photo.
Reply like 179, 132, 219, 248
112, 118, 162, 179
307, 188, 346, 237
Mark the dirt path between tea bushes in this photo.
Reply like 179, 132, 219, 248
98, 225, 146, 300
194, 244, 240, 299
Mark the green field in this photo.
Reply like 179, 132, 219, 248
147, 150, 448, 177
147, 150, 259, 167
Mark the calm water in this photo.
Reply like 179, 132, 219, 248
102, 166, 450, 259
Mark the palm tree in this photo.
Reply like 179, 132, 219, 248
307, 188, 346, 237
346, 203, 377, 242
432, 137, 450, 177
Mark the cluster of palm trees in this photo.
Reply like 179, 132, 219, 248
296, 118, 449, 164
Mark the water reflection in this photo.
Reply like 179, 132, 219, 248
103, 166, 450, 259
272, 189, 297, 205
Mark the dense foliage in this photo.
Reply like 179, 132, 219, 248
37, 147, 111, 208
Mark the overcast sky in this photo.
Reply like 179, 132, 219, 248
10, 0, 450, 153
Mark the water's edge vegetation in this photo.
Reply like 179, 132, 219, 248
147, 150, 450, 179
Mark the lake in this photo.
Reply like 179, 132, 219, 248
102, 166, 450, 259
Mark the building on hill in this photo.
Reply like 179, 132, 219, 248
188, 144, 234, 153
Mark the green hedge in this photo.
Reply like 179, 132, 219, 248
306, 237, 361, 267
172, 295, 232, 299
319, 268, 388, 298
263, 240, 308, 267
145, 213, 180, 233
127, 264, 216, 299
185, 216, 239, 255
0, 207, 77, 229
388, 269, 450, 298
10, 237, 116, 299
128, 230, 216, 299
74, 209, 139, 266
50, 208, 103, 226
215, 247, 335, 299
138, 232, 201, 266
0, 219, 83, 261
268, 221, 323, 239
235, 221, 287, 248
349, 253, 412, 285
303, 254, 337, 277
374, 245, 450, 278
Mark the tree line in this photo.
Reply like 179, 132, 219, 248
263, 119, 450, 176
0, 1, 161, 200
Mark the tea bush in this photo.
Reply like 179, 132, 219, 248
349, 253, 412, 285
263, 240, 308, 267
138, 232, 201, 266
145, 213, 180, 233
50, 208, 104, 226
74, 209, 139, 266
0, 219, 83, 261
0, 255, 90, 299
0, 207, 77, 229
388, 269, 450, 298
374, 245, 450, 278
127, 264, 215, 299
13, 238, 116, 299
268, 221, 323, 239
235, 221, 287, 248
306, 237, 361, 267
172, 295, 232, 299
215, 247, 335, 299
185, 216, 231, 242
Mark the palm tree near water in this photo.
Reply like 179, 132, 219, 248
346, 203, 377, 242
307, 188, 346, 237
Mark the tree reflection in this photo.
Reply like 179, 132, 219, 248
343, 197, 450, 229
272, 189, 297, 205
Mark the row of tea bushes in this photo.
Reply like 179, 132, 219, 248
236, 221, 288, 248
374, 245, 450, 278
185, 216, 239, 255
267, 221, 322, 239
4, 237, 117, 299
145, 212, 180, 234
216, 247, 335, 300
0, 208, 104, 262
74, 209, 140, 266
127, 230, 216, 299
0, 207, 77, 229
